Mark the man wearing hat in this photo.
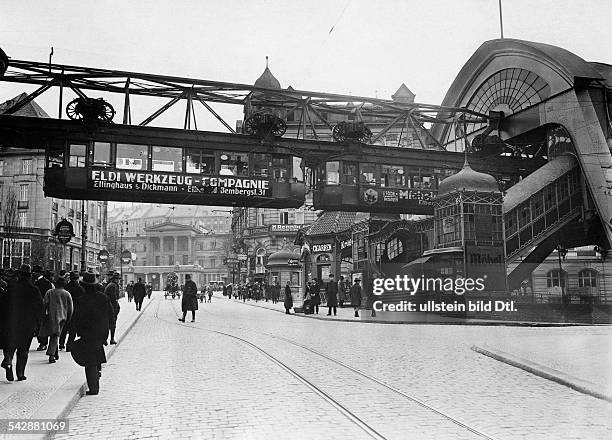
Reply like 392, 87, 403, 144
70, 271, 114, 395
0, 264, 43, 381
325, 273, 338, 316
103, 272, 120, 345
60, 271, 85, 351
350, 279, 362, 318
33, 265, 54, 351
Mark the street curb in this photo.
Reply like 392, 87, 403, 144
27, 297, 156, 440
225, 297, 588, 327
471, 344, 612, 403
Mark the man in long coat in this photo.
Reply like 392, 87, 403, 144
179, 274, 198, 322
33, 265, 54, 351
42, 276, 73, 363
61, 271, 85, 351
350, 279, 362, 318
133, 278, 146, 311
283, 282, 293, 314
103, 272, 120, 344
0, 264, 43, 381
70, 272, 114, 395
325, 273, 338, 316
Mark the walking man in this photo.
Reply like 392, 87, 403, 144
33, 265, 53, 351
350, 279, 362, 318
283, 281, 293, 314
126, 281, 134, 303
325, 273, 338, 316
133, 278, 146, 311
70, 272, 114, 395
179, 274, 198, 322
338, 275, 347, 308
61, 271, 85, 351
104, 272, 120, 345
42, 276, 73, 363
0, 264, 44, 381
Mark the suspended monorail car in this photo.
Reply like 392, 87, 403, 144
311, 155, 526, 214
16, 117, 307, 208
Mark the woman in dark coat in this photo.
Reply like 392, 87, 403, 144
179, 274, 198, 322
1, 264, 43, 381
70, 272, 114, 395
283, 282, 293, 314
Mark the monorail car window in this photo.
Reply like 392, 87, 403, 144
185, 148, 215, 174
152, 146, 182, 172
292, 157, 303, 182
325, 161, 340, 185
47, 144, 64, 169
343, 162, 357, 185
380, 165, 405, 188
116, 144, 148, 170
220, 153, 248, 177
360, 163, 377, 185
252, 153, 270, 177
271, 155, 289, 180
68, 144, 87, 168
92, 142, 112, 168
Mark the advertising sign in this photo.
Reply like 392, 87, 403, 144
55, 219, 74, 244
237, 254, 248, 261
89, 171, 272, 198
360, 187, 435, 214
225, 257, 239, 264
269, 224, 302, 233
287, 258, 301, 266
98, 249, 110, 262
120, 249, 132, 265
312, 243, 332, 253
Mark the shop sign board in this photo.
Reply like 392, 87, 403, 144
312, 243, 332, 253
55, 219, 74, 244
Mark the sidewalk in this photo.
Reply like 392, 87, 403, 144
0, 293, 155, 439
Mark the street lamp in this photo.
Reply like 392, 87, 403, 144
117, 221, 128, 288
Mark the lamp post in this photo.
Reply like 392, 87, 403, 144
80, 201, 87, 274
118, 221, 128, 288
556, 243, 568, 304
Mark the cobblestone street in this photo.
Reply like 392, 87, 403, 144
51, 294, 611, 440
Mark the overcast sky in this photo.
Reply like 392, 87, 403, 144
1, 0, 611, 129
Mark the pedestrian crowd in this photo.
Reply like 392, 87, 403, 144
0, 265, 151, 395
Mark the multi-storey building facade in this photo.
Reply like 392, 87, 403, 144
107, 204, 231, 288
0, 95, 107, 273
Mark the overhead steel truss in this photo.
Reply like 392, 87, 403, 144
0, 56, 489, 147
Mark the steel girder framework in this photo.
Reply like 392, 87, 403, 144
0, 57, 489, 146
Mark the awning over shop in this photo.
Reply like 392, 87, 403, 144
401, 255, 432, 270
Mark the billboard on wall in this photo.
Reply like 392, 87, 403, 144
89, 171, 272, 198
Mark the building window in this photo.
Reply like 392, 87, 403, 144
19, 184, 29, 201
22, 159, 33, 174
210, 258, 216, 268
256, 248, 266, 267
18, 212, 27, 227
546, 269, 567, 288
2, 239, 31, 268
92, 142, 112, 167
155, 256, 160, 266
280, 211, 289, 225
386, 238, 404, 260
182, 255, 189, 265
294, 210, 304, 225
578, 269, 598, 287
168, 255, 174, 265
0, 160, 4, 175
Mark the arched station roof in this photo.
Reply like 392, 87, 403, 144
432, 38, 610, 143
